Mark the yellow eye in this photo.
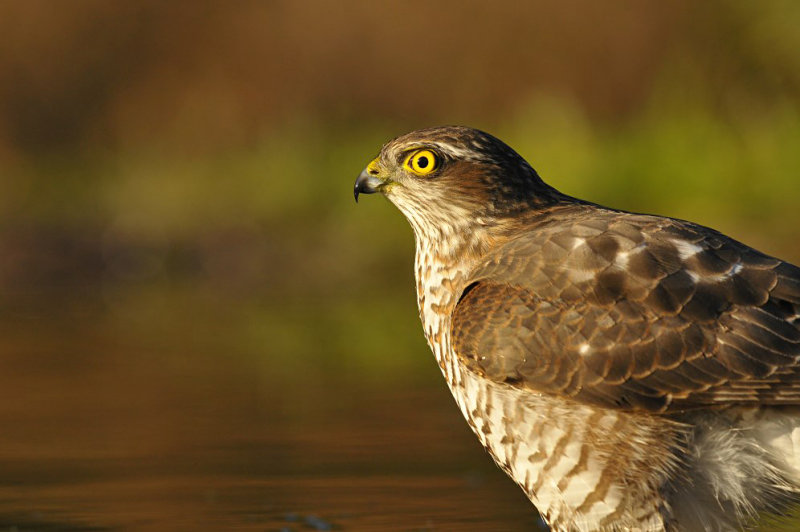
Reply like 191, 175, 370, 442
403, 149, 439, 176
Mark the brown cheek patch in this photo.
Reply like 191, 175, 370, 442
437, 161, 493, 204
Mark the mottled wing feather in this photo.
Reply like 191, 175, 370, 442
451, 208, 800, 412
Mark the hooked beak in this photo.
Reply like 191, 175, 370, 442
354, 158, 389, 202
354, 169, 384, 202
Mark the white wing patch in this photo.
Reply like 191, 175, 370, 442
672, 239, 704, 260
614, 250, 630, 269
613, 242, 646, 270
672, 239, 744, 282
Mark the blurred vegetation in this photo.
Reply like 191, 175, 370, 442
1, 0, 800, 386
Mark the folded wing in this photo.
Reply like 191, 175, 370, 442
451, 209, 800, 412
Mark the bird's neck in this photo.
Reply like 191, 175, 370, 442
411, 222, 501, 380
408, 206, 567, 377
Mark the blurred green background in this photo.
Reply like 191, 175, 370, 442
1, 1, 800, 529
3, 0, 800, 377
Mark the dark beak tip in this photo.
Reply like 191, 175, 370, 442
354, 169, 382, 203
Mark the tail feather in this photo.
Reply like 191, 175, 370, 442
666, 407, 800, 530
751, 407, 800, 485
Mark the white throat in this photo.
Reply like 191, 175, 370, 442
411, 232, 476, 388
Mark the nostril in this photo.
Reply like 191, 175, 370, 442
368, 167, 379, 176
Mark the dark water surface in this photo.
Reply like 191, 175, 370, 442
0, 288, 545, 531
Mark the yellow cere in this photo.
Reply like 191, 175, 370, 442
366, 157, 381, 175
403, 149, 438, 176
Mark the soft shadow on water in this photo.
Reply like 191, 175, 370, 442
0, 288, 546, 531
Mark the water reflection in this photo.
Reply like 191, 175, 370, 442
0, 290, 545, 530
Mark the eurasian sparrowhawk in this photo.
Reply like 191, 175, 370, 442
354, 126, 800, 531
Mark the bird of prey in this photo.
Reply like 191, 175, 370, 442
354, 126, 800, 531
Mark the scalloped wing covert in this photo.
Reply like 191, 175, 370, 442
451, 207, 800, 412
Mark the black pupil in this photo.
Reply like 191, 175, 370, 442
417, 156, 429, 169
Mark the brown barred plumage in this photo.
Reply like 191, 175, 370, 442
354, 126, 800, 531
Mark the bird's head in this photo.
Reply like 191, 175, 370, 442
354, 126, 562, 246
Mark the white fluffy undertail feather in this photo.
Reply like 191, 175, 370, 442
752, 408, 800, 485
667, 407, 800, 531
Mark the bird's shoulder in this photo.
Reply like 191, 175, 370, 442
451, 204, 800, 412
477, 204, 782, 289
